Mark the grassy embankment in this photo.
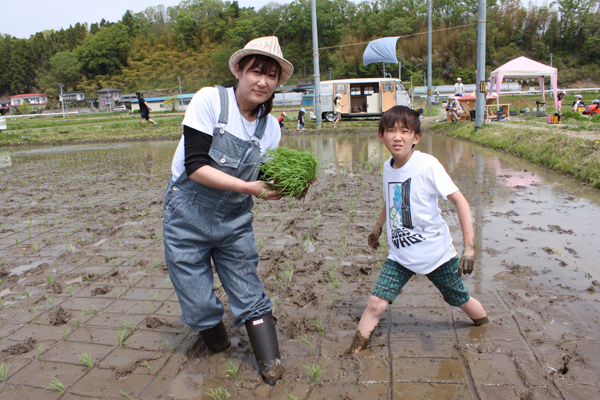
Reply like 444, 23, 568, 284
426, 117, 600, 187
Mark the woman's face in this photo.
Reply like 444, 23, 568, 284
234, 58, 279, 108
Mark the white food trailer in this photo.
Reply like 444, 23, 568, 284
319, 78, 412, 121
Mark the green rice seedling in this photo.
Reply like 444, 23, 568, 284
119, 390, 134, 399
59, 328, 70, 340
45, 274, 53, 285
272, 296, 279, 307
287, 394, 299, 400
314, 318, 325, 337
276, 276, 285, 293
160, 339, 175, 353
144, 360, 152, 370
15, 238, 18, 246
205, 388, 231, 400
117, 327, 129, 346
83, 304, 99, 315
46, 297, 56, 310
119, 319, 134, 331
83, 275, 90, 284
284, 258, 294, 282
260, 147, 319, 199
299, 335, 315, 355
305, 362, 326, 383
0, 362, 9, 383
33, 243, 39, 251
255, 237, 266, 249
79, 352, 93, 369
150, 291, 165, 303
43, 377, 66, 393
223, 360, 239, 380
244, 335, 253, 353
328, 270, 340, 294
35, 344, 44, 360
67, 286, 73, 297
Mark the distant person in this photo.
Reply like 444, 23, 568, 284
344, 106, 487, 354
557, 90, 566, 115
572, 95, 585, 113
454, 78, 465, 97
136, 92, 158, 128
446, 97, 464, 124
278, 112, 287, 129
297, 108, 306, 131
432, 89, 439, 105
332, 93, 346, 128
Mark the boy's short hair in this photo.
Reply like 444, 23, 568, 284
378, 106, 422, 136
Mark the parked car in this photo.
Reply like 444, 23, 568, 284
113, 105, 127, 112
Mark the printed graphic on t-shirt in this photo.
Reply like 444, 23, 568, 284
388, 179, 425, 249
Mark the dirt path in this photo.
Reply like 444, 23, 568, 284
0, 139, 599, 399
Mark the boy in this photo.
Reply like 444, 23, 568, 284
136, 92, 159, 129
297, 108, 306, 131
345, 106, 488, 354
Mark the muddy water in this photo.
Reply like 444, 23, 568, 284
1, 134, 600, 399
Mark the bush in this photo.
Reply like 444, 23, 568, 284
561, 110, 587, 121
592, 113, 600, 124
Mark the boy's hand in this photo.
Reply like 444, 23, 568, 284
458, 248, 475, 277
367, 225, 382, 249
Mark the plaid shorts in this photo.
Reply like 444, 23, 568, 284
371, 257, 470, 306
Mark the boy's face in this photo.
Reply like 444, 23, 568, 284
378, 121, 421, 166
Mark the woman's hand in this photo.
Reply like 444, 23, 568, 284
248, 180, 283, 201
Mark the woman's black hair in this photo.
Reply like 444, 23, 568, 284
236, 54, 281, 119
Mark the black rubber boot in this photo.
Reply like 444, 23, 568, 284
245, 312, 282, 386
199, 321, 231, 353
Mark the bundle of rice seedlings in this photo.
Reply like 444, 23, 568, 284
260, 147, 319, 199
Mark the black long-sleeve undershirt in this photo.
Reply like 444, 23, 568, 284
183, 124, 265, 181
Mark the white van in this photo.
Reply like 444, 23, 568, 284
319, 78, 411, 121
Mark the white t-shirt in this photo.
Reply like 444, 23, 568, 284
382, 151, 459, 274
171, 86, 281, 180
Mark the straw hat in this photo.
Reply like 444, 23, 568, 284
575, 94, 582, 98
229, 36, 294, 86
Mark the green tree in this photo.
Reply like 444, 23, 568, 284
49, 51, 82, 89
77, 23, 132, 76
8, 39, 35, 94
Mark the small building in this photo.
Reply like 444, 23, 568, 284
60, 91, 85, 103
9, 93, 48, 111
97, 88, 122, 110
131, 94, 195, 112
118, 93, 138, 108
0, 99, 9, 115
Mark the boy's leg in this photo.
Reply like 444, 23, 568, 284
426, 257, 488, 326
344, 259, 414, 354
459, 298, 487, 324
345, 295, 389, 354
140, 117, 145, 128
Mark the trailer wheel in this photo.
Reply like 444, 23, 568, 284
324, 112, 336, 122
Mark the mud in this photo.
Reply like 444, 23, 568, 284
0, 135, 600, 399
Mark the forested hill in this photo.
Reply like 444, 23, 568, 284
1, 0, 599, 100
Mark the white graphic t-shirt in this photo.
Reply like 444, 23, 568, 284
171, 86, 281, 180
383, 151, 459, 274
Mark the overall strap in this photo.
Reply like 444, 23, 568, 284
215, 86, 229, 125
254, 106, 268, 140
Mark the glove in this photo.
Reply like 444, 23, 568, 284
367, 225, 382, 249
457, 250, 475, 277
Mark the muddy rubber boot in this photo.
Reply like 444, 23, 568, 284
199, 321, 231, 353
245, 312, 282, 386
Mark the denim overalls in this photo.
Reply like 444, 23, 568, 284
163, 86, 271, 332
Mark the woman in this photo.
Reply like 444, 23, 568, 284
557, 90, 566, 115
446, 97, 463, 124
332, 93, 345, 128
136, 92, 158, 128
162, 36, 293, 386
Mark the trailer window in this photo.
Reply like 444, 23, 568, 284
396, 82, 402, 91
335, 84, 347, 94
383, 82, 394, 92
364, 87, 374, 95
351, 87, 361, 95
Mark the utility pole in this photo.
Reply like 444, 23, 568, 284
427, 0, 432, 109
311, 0, 322, 129
59, 84, 66, 118
178, 77, 183, 111
475, 0, 487, 129
328, 70, 332, 80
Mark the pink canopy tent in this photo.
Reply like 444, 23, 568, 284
489, 56, 558, 109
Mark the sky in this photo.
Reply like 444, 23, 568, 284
0, 0, 289, 39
